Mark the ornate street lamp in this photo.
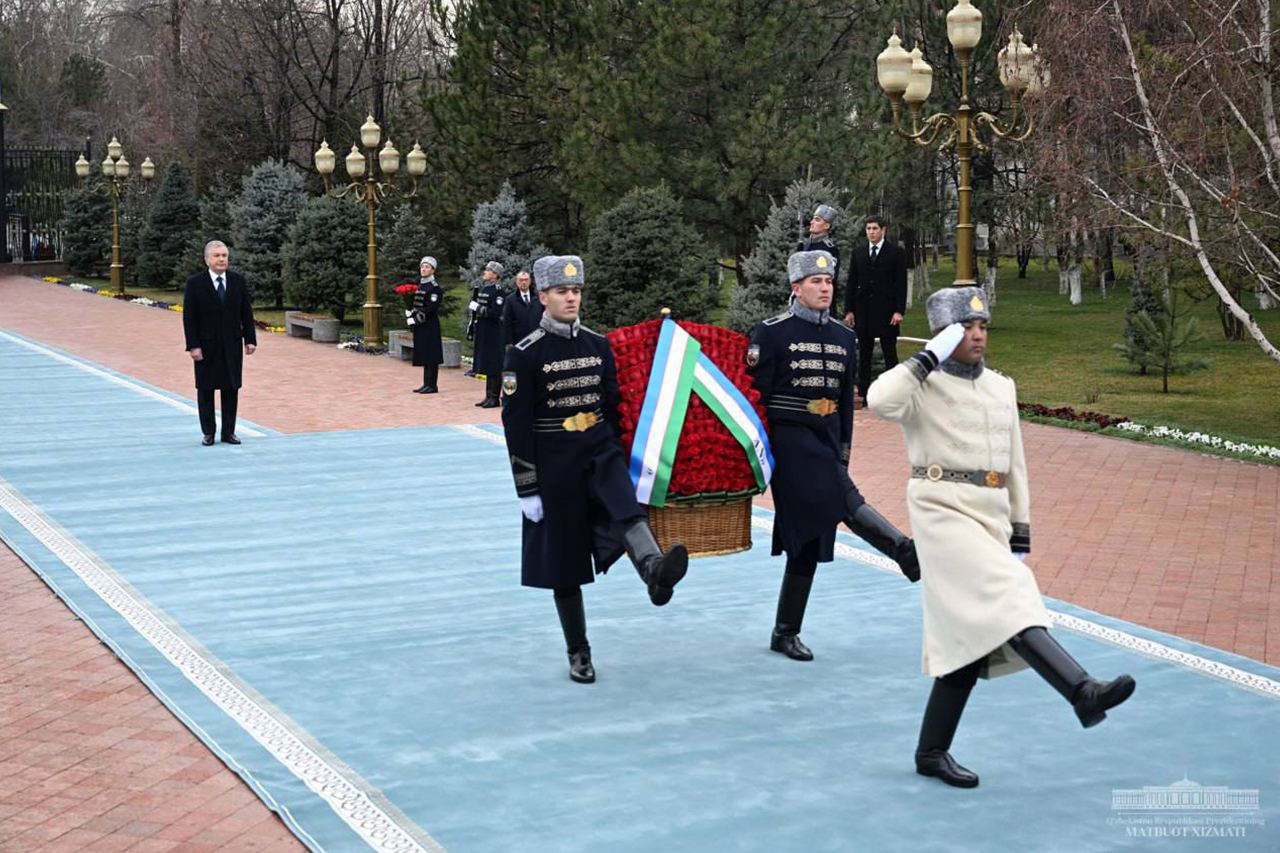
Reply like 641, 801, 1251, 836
877, 0, 1047, 286
314, 116, 427, 347
75, 136, 155, 296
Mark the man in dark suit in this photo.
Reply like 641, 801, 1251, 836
182, 241, 257, 445
843, 215, 908, 402
501, 269, 543, 349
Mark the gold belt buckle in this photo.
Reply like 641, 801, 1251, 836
562, 411, 599, 432
926, 464, 944, 482
985, 470, 1003, 488
806, 398, 838, 416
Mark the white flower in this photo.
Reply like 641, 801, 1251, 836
1111, 420, 1277, 462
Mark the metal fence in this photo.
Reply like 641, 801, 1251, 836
3, 144, 85, 261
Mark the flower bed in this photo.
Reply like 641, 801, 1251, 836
1108, 422, 1280, 462
1017, 402, 1129, 429
337, 334, 387, 355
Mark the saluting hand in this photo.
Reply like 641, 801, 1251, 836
924, 322, 965, 362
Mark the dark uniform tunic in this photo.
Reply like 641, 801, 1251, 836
748, 308, 862, 562
410, 276, 444, 367
472, 282, 506, 376
501, 320, 644, 589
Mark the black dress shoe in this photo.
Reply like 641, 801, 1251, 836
770, 632, 814, 661
569, 648, 595, 684
1073, 675, 1136, 728
413, 385, 429, 393
422, 386, 438, 394
479, 397, 500, 409
202, 435, 215, 446
221, 434, 241, 445
916, 749, 979, 788
474, 398, 488, 407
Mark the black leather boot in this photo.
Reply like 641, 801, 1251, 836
554, 590, 595, 684
845, 504, 920, 582
422, 364, 439, 394
623, 521, 688, 606
915, 665, 980, 788
770, 573, 815, 661
477, 373, 501, 407
1008, 627, 1135, 728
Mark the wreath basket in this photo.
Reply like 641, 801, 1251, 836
608, 316, 769, 557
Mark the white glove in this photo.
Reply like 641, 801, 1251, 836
925, 322, 966, 362
520, 495, 544, 523
407, 316, 416, 326
1014, 552, 1028, 563
468, 300, 480, 312
404, 309, 413, 318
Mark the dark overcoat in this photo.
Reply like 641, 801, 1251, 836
182, 270, 257, 390
501, 324, 640, 589
844, 240, 908, 337
409, 276, 445, 366
472, 282, 506, 375
501, 290, 544, 348
748, 310, 860, 562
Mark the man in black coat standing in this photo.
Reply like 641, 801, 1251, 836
183, 241, 257, 445
843, 215, 908, 402
501, 269, 543, 349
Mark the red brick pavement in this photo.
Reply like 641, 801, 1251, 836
1, 274, 1277, 849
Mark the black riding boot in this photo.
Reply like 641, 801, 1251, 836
915, 662, 981, 788
1008, 627, 1135, 728
845, 504, 920, 582
554, 588, 594, 684
422, 363, 439, 394
478, 373, 501, 407
623, 520, 688, 606
770, 571, 815, 661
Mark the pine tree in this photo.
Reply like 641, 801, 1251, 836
1113, 289, 1208, 392
118, 188, 154, 289
1118, 248, 1167, 375
60, 176, 111, 276
136, 161, 201, 290
727, 177, 852, 332
281, 198, 367, 322
177, 194, 236, 285
462, 182, 550, 288
585, 185, 715, 329
229, 161, 308, 308
379, 202, 457, 322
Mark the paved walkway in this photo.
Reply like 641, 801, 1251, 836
1, 274, 1276, 850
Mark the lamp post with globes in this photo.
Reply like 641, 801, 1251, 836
875, 0, 1047, 286
74, 136, 155, 297
314, 116, 427, 348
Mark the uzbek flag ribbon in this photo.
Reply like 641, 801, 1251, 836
629, 318, 774, 506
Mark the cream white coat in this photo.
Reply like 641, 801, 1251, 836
868, 359, 1050, 678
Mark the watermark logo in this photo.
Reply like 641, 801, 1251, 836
1109, 776, 1263, 839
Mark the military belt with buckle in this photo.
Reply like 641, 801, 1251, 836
805, 398, 838, 416
911, 465, 1007, 488
534, 410, 603, 433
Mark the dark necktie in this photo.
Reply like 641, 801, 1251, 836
523, 293, 529, 304
870, 246, 879, 262
216, 276, 226, 302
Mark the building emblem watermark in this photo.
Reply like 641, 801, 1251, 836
1109, 776, 1263, 839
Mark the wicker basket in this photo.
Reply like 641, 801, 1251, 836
645, 498, 753, 558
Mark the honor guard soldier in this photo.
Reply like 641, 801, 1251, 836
408, 255, 445, 394
501, 255, 690, 684
472, 261, 507, 407
797, 204, 841, 295
748, 249, 920, 662
868, 288, 1135, 788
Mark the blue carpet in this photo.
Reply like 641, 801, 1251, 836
2, 328, 1277, 852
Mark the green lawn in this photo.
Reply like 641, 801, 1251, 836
895, 261, 1280, 448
